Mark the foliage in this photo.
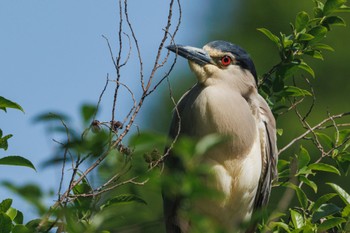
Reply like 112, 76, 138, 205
1, 0, 350, 232
0, 96, 37, 232
256, 0, 350, 232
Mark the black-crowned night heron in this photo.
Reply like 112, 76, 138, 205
163, 41, 278, 232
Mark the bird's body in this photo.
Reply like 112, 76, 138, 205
164, 41, 277, 232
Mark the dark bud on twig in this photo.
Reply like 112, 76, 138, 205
110, 120, 123, 132
143, 149, 161, 168
116, 144, 131, 156
91, 120, 101, 133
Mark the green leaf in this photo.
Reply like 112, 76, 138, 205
308, 26, 328, 41
12, 225, 31, 233
0, 134, 13, 151
277, 128, 283, 136
284, 86, 312, 97
312, 193, 337, 212
323, 0, 347, 15
318, 217, 345, 232
81, 104, 97, 124
257, 28, 280, 45
0, 156, 36, 171
305, 50, 324, 60
312, 203, 341, 222
32, 112, 70, 124
290, 184, 308, 209
5, 207, 17, 220
101, 194, 147, 210
315, 132, 333, 148
0, 96, 24, 113
290, 209, 304, 229
295, 11, 310, 32
312, 43, 335, 51
314, 6, 324, 17
297, 61, 315, 78
323, 16, 346, 26
342, 204, 350, 217
327, 183, 350, 205
269, 222, 291, 232
336, 5, 350, 12
338, 129, 350, 145
129, 132, 168, 155
298, 33, 315, 41
298, 146, 310, 170
0, 199, 12, 213
73, 179, 92, 195
299, 176, 318, 193
0, 213, 12, 233
194, 134, 225, 156
308, 163, 340, 175
14, 210, 23, 224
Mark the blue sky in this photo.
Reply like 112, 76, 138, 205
0, 0, 212, 220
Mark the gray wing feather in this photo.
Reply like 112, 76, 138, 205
253, 95, 278, 209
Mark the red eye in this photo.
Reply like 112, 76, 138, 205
221, 55, 232, 66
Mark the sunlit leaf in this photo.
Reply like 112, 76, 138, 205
299, 176, 317, 193
297, 61, 315, 78
0, 96, 24, 113
277, 128, 283, 136
257, 28, 280, 45
327, 183, 350, 205
342, 204, 350, 217
5, 207, 17, 221
0, 156, 36, 171
308, 163, 340, 175
290, 209, 304, 229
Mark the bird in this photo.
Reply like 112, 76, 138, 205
162, 40, 278, 233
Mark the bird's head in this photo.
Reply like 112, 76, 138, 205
167, 40, 257, 95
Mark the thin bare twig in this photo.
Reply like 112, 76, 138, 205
278, 112, 350, 156
37, 0, 182, 230
124, 0, 144, 91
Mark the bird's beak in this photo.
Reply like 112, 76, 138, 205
167, 44, 214, 66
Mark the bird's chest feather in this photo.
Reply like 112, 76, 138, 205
182, 86, 262, 223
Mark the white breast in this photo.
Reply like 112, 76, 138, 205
185, 85, 263, 227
